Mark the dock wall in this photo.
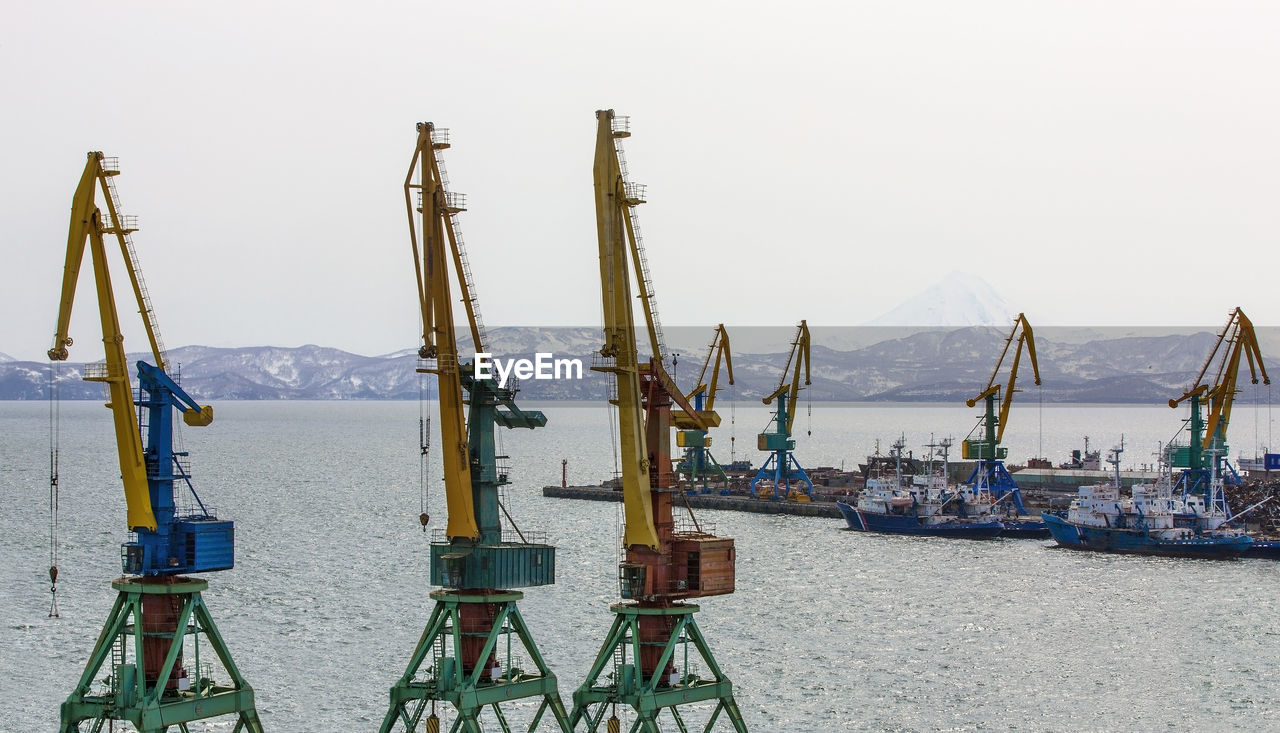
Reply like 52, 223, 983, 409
542, 485, 843, 519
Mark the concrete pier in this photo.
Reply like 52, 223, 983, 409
542, 485, 844, 518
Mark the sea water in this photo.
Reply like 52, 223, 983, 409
2, 400, 1278, 731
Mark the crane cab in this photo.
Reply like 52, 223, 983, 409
962, 440, 1008, 461
122, 519, 235, 575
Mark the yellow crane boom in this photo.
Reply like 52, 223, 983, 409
696, 324, 734, 412
763, 320, 810, 436
48, 153, 186, 532
406, 123, 481, 541
1169, 307, 1270, 452
593, 110, 660, 551
674, 323, 734, 430
965, 313, 1040, 449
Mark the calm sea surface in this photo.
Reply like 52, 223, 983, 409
2, 400, 1278, 731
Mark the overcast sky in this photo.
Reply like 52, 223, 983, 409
3, 1, 1277, 362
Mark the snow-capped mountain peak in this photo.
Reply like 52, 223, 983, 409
864, 271, 1014, 328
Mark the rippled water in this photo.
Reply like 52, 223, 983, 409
2, 400, 1278, 731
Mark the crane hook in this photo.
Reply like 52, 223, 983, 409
48, 565, 60, 618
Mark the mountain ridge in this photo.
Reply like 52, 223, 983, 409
0, 326, 1241, 403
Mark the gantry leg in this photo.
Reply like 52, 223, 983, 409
571, 603, 746, 732
60, 577, 261, 733
382, 590, 571, 732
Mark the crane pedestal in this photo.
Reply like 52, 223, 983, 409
965, 459, 1028, 514
60, 576, 262, 733
750, 450, 813, 502
570, 603, 746, 733
381, 590, 571, 733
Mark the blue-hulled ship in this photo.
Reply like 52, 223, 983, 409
999, 438, 1130, 540
1243, 541, 1280, 560
961, 426, 1050, 538
838, 437, 1004, 540
996, 518, 1051, 539
838, 499, 1005, 539
1046, 341, 1270, 561
1042, 479, 1252, 560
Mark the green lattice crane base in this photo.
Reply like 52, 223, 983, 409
382, 590, 571, 732
60, 577, 262, 733
571, 603, 747, 733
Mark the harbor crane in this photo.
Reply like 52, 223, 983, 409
48, 153, 261, 732
1168, 307, 1270, 505
381, 123, 571, 732
571, 110, 747, 732
674, 324, 735, 492
750, 321, 814, 501
963, 313, 1041, 515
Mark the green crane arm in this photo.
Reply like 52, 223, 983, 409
407, 123, 481, 542
1168, 307, 1270, 451
762, 321, 810, 435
